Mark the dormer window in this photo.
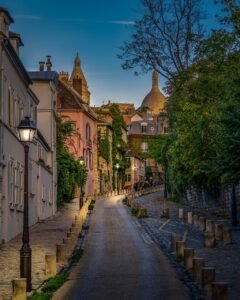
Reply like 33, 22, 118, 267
141, 122, 148, 133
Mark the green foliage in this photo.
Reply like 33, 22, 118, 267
28, 292, 51, 300
28, 274, 68, 300
56, 117, 87, 207
154, 0, 240, 201
70, 249, 84, 266
131, 207, 139, 216
107, 104, 130, 187
98, 130, 110, 164
42, 274, 68, 293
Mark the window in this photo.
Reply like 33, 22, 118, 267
164, 127, 169, 133
8, 88, 13, 126
89, 151, 93, 169
141, 125, 147, 133
42, 184, 46, 202
125, 173, 131, 182
8, 160, 14, 204
86, 149, 89, 168
86, 123, 91, 140
141, 142, 149, 153
19, 167, 24, 206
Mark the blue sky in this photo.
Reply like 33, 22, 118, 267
2, 0, 219, 107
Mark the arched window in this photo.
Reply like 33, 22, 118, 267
141, 142, 149, 153
86, 123, 91, 140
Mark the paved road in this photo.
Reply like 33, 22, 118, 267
53, 195, 190, 300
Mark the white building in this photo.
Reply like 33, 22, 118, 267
0, 8, 56, 243
29, 58, 58, 219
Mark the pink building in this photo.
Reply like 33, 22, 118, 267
57, 55, 98, 198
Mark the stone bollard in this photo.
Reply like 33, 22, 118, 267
193, 215, 199, 227
223, 228, 232, 245
45, 255, 57, 278
12, 278, 27, 300
63, 237, 73, 256
171, 234, 181, 252
176, 241, 185, 261
138, 208, 148, 218
202, 267, 215, 297
179, 208, 184, 219
67, 231, 77, 241
56, 244, 67, 263
187, 212, 193, 225
184, 248, 194, 271
199, 217, 206, 231
204, 232, 216, 248
212, 282, 228, 300
193, 257, 205, 283
161, 207, 169, 218
206, 220, 214, 234
215, 224, 223, 241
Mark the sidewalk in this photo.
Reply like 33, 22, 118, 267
132, 191, 240, 300
0, 198, 80, 300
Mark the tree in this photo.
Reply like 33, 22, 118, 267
119, 0, 204, 83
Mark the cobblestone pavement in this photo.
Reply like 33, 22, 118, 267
0, 199, 80, 300
132, 191, 240, 300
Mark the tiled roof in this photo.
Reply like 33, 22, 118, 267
28, 71, 58, 85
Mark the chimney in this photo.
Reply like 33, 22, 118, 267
0, 8, 14, 38
39, 61, 45, 71
46, 55, 52, 71
59, 71, 69, 83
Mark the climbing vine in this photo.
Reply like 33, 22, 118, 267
98, 130, 110, 164
56, 116, 87, 207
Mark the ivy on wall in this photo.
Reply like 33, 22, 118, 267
98, 130, 110, 164
56, 116, 87, 207
107, 104, 130, 187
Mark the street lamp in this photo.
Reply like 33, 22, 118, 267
79, 156, 84, 209
17, 116, 37, 292
116, 163, 120, 195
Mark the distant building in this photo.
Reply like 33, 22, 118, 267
0, 8, 55, 243
127, 71, 168, 184
97, 119, 113, 194
57, 55, 98, 198
28, 57, 58, 220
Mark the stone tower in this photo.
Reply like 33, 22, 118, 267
70, 53, 90, 104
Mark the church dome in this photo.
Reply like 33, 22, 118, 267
141, 71, 165, 115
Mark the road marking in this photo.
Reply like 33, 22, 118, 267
158, 219, 170, 230
132, 219, 153, 245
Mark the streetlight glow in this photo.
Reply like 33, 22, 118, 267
17, 116, 37, 143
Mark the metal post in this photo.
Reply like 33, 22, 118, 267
164, 171, 167, 199
117, 171, 119, 195
232, 184, 238, 226
20, 144, 32, 291
79, 179, 83, 209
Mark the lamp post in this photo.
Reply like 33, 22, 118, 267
116, 163, 120, 195
79, 156, 84, 209
17, 116, 37, 292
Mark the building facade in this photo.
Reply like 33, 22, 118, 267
28, 57, 58, 219
57, 55, 98, 198
0, 8, 56, 243
127, 71, 168, 185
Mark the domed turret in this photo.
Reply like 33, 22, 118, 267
141, 71, 165, 115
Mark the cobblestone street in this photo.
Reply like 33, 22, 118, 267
0, 199, 80, 300
132, 191, 240, 300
